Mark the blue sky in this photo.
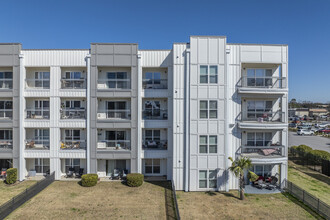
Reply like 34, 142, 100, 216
1, 0, 329, 102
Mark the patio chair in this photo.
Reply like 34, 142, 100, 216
0, 168, 7, 179
66, 168, 74, 178
111, 169, 120, 180
75, 168, 84, 178
266, 176, 278, 190
121, 169, 128, 180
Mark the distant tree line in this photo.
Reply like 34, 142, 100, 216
289, 99, 330, 111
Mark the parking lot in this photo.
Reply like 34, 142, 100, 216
289, 131, 330, 152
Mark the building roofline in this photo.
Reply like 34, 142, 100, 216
22, 49, 90, 51
90, 43, 138, 45
0, 43, 21, 45
227, 43, 288, 46
190, 35, 227, 38
139, 49, 171, 51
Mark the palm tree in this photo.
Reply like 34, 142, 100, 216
228, 156, 252, 200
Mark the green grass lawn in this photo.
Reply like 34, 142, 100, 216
6, 181, 167, 219
288, 161, 330, 205
0, 180, 36, 205
177, 190, 318, 219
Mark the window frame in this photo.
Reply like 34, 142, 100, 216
199, 100, 218, 119
199, 135, 218, 154
199, 169, 218, 189
200, 65, 218, 84
145, 159, 161, 174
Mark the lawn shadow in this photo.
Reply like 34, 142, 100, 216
146, 180, 177, 220
205, 191, 217, 196
282, 192, 323, 220
221, 192, 240, 200
289, 161, 330, 185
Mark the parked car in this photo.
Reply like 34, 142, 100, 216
297, 129, 314, 136
289, 123, 297, 128
316, 123, 329, 128
317, 129, 330, 133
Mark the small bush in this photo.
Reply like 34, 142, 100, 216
127, 173, 144, 187
81, 174, 98, 187
6, 168, 17, 184
248, 171, 259, 182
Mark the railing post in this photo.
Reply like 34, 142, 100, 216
302, 190, 305, 203
317, 199, 320, 213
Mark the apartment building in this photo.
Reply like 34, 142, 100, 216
0, 36, 288, 192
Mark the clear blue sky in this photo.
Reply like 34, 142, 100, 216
1, 0, 329, 103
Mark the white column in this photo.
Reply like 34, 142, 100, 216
137, 52, 142, 173
18, 54, 25, 181
86, 54, 91, 173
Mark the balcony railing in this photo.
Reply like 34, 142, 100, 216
143, 79, 168, 89
142, 140, 168, 150
240, 145, 285, 157
242, 111, 285, 123
26, 108, 50, 119
97, 109, 131, 120
0, 110, 13, 119
61, 79, 86, 89
240, 76, 287, 89
61, 109, 86, 119
0, 140, 13, 149
25, 79, 50, 89
97, 140, 131, 151
25, 139, 50, 150
60, 140, 86, 150
0, 79, 13, 89
97, 79, 131, 90
142, 109, 168, 120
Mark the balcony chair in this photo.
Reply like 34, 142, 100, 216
266, 176, 279, 190
75, 168, 84, 178
0, 168, 7, 179
111, 169, 120, 180
121, 169, 128, 180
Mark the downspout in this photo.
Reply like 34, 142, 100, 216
184, 46, 191, 192
225, 47, 230, 192
86, 54, 91, 174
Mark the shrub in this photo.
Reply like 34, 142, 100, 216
127, 173, 144, 187
5, 168, 17, 185
247, 171, 259, 182
81, 174, 98, 187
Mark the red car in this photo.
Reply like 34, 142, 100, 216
317, 129, 330, 133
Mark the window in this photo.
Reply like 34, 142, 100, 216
145, 72, 161, 84
65, 130, 81, 141
65, 101, 81, 109
247, 132, 272, 146
200, 65, 218, 84
200, 100, 217, 119
199, 170, 217, 188
199, 135, 217, 153
145, 130, 160, 142
65, 159, 80, 173
253, 165, 273, 178
34, 72, 50, 88
34, 100, 50, 118
0, 101, 12, 118
0, 130, 12, 140
247, 100, 272, 119
0, 72, 13, 89
35, 158, 50, 174
107, 72, 129, 89
145, 159, 160, 174
247, 69, 272, 87
65, 71, 82, 79
106, 131, 126, 148
106, 101, 128, 119
34, 129, 50, 145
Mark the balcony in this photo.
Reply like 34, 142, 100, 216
238, 76, 287, 95
25, 79, 50, 89
0, 79, 13, 90
61, 79, 86, 89
239, 110, 286, 129
97, 140, 131, 151
97, 79, 131, 90
25, 139, 50, 150
143, 79, 168, 89
61, 109, 86, 119
142, 140, 167, 150
97, 109, 131, 120
0, 140, 12, 150
60, 140, 86, 150
26, 108, 50, 119
142, 109, 168, 120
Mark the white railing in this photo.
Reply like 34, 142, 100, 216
142, 140, 168, 150
25, 79, 50, 89
242, 111, 285, 123
97, 79, 131, 90
97, 109, 131, 120
142, 109, 168, 120
26, 108, 50, 119
97, 140, 131, 150
60, 109, 86, 119
143, 79, 168, 89
240, 76, 287, 89
60, 140, 86, 150
61, 79, 86, 89
25, 139, 50, 150
0, 79, 13, 89
0, 140, 13, 149
0, 110, 12, 119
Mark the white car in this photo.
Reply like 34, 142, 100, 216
297, 129, 314, 136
